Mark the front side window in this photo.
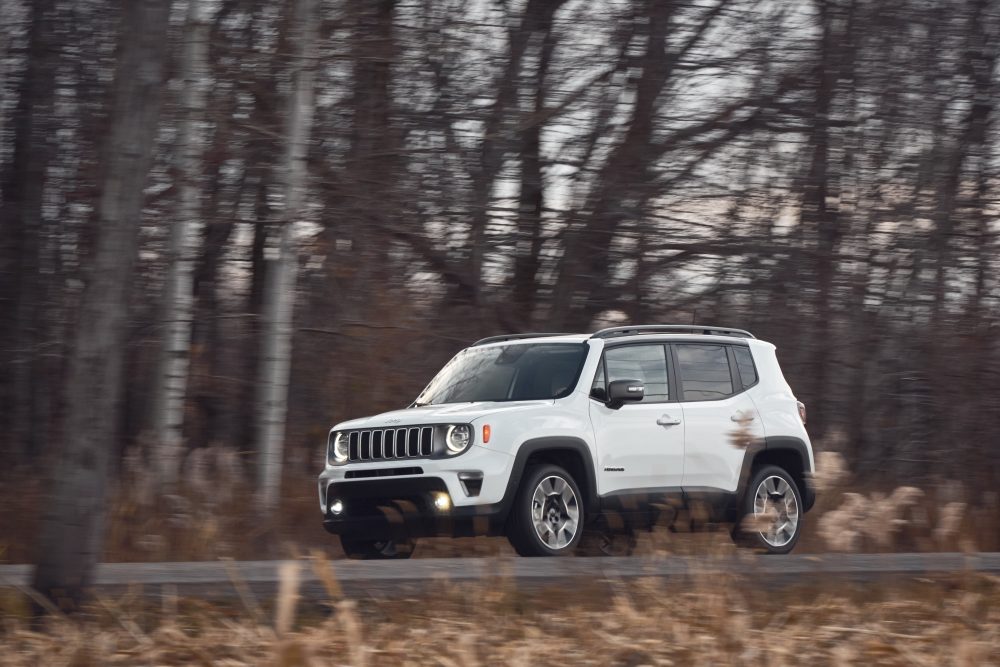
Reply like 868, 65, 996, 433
676, 344, 734, 401
599, 344, 670, 403
415, 343, 587, 405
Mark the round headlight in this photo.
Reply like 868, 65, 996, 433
446, 424, 472, 454
331, 432, 348, 463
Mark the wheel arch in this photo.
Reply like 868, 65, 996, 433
736, 436, 815, 512
498, 436, 598, 523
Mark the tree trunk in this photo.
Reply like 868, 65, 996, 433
511, 0, 565, 327
0, 0, 57, 465
801, 0, 843, 439
343, 0, 396, 301
237, 183, 269, 452
32, 0, 170, 610
153, 0, 211, 483
255, 0, 318, 515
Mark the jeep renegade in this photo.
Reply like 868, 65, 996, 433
318, 325, 815, 558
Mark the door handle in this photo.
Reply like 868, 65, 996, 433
731, 412, 755, 423
657, 414, 682, 426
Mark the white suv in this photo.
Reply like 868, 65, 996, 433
318, 325, 815, 558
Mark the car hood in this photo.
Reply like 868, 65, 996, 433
332, 400, 554, 431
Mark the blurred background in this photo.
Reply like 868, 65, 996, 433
2, 0, 999, 576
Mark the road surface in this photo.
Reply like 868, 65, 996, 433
1, 553, 997, 598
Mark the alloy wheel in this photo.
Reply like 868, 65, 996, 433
530, 475, 580, 549
753, 475, 799, 548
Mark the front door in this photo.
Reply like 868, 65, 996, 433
589, 343, 685, 496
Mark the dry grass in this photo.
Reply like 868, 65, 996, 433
3, 442, 1000, 664
806, 451, 996, 553
0, 446, 330, 564
3, 442, 1000, 565
2, 566, 1000, 665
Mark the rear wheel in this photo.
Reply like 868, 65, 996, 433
339, 537, 415, 560
507, 464, 584, 556
732, 465, 802, 554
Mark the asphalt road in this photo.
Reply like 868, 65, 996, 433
2, 553, 997, 598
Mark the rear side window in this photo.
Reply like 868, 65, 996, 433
733, 346, 758, 388
676, 344, 734, 401
602, 344, 670, 403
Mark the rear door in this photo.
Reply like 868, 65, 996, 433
672, 342, 763, 492
589, 343, 685, 495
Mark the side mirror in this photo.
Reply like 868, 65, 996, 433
607, 379, 644, 408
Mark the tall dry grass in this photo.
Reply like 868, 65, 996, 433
3, 435, 1000, 564
1, 559, 999, 665
807, 448, 997, 553
3, 438, 1000, 663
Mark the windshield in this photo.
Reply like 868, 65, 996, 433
415, 343, 588, 406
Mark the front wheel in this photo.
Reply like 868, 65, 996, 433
507, 464, 585, 556
339, 537, 415, 560
732, 465, 803, 554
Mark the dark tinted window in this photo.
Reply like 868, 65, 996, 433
733, 346, 758, 387
603, 345, 669, 402
676, 344, 734, 401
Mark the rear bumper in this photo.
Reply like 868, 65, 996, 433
321, 476, 506, 540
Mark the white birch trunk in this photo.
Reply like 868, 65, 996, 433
153, 0, 210, 483
256, 0, 318, 514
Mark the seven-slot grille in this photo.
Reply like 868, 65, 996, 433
345, 426, 433, 463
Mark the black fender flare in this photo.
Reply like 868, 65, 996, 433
735, 436, 815, 512
496, 436, 599, 522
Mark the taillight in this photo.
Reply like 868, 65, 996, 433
797, 401, 807, 425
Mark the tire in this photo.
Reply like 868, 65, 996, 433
339, 536, 415, 560
732, 464, 803, 554
507, 464, 585, 557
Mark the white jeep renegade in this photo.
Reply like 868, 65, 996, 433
318, 325, 815, 559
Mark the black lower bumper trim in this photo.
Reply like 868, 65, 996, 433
323, 477, 504, 540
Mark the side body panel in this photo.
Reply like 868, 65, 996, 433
589, 398, 685, 493
745, 340, 814, 472
679, 392, 761, 492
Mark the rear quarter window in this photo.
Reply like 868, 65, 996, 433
733, 346, 758, 388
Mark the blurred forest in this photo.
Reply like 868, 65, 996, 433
2, 0, 1000, 581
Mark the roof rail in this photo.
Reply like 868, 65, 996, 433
471, 332, 576, 347
590, 325, 755, 340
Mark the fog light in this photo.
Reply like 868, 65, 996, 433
432, 492, 451, 512
330, 499, 344, 515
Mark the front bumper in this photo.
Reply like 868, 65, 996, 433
318, 444, 514, 540
320, 476, 505, 540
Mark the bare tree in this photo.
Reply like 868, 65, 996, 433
255, 0, 319, 515
3, 0, 1000, 560
0, 0, 58, 463
31, 0, 170, 609
152, 0, 211, 484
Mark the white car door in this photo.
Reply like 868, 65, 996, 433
673, 342, 763, 492
589, 343, 686, 496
